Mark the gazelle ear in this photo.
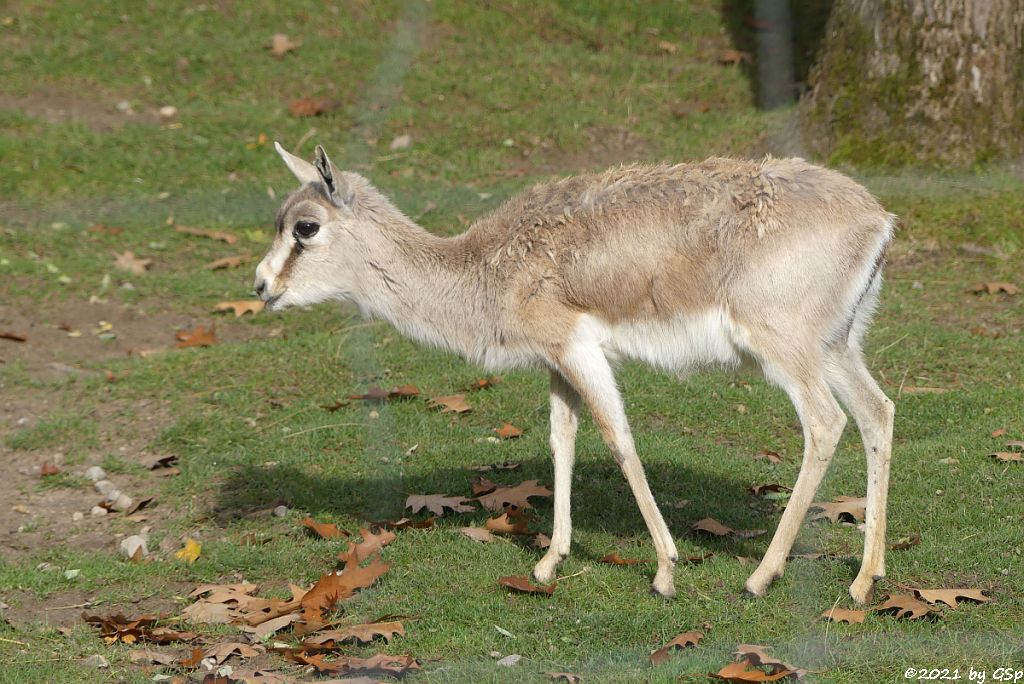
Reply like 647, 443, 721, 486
275, 141, 319, 185
314, 145, 354, 207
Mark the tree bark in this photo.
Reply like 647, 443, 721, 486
800, 0, 1024, 167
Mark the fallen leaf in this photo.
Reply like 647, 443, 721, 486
128, 649, 178, 666
914, 588, 990, 609
82, 613, 196, 644
0, 330, 28, 342
889, 534, 921, 551
650, 630, 703, 665
204, 254, 250, 270
88, 223, 123, 236
375, 516, 436, 530
753, 450, 782, 464
656, 39, 678, 54
683, 552, 714, 565
301, 555, 391, 623
874, 594, 936, 620
991, 451, 1023, 462
39, 462, 60, 477
477, 480, 552, 512
340, 527, 397, 564
240, 613, 300, 641
203, 641, 262, 665
288, 97, 340, 117
405, 493, 475, 516
460, 527, 497, 543
1006, 440, 1024, 450
533, 533, 551, 549
175, 224, 238, 244
820, 607, 867, 623
175, 325, 217, 348
428, 393, 472, 413
213, 300, 264, 317
991, 427, 1008, 438
494, 422, 523, 439
749, 483, 790, 497
300, 517, 350, 540
470, 460, 521, 472
175, 539, 202, 564
470, 476, 499, 496
147, 454, 179, 470
734, 529, 767, 539
733, 645, 808, 679
302, 621, 405, 648
269, 33, 300, 58
485, 512, 531, 535
692, 517, 734, 536
600, 552, 649, 566
969, 282, 1019, 295
283, 651, 420, 677
113, 251, 152, 275
809, 496, 866, 523
711, 660, 798, 682
389, 134, 412, 151
499, 576, 556, 595
467, 376, 502, 391
546, 673, 583, 683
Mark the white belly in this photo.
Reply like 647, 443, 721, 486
591, 309, 744, 372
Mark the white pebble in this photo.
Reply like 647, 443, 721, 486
111, 493, 133, 512
90, 505, 108, 517
158, 105, 178, 118
83, 654, 108, 669
104, 489, 123, 503
497, 654, 522, 667
72, 511, 84, 522
84, 466, 107, 482
94, 479, 116, 495
272, 505, 289, 517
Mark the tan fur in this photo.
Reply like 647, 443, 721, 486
257, 146, 896, 602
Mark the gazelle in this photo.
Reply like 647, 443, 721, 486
256, 143, 895, 603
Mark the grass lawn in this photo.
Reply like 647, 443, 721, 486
1, 1, 1022, 682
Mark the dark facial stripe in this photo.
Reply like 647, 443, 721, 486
276, 238, 304, 284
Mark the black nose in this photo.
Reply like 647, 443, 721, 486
254, 280, 267, 297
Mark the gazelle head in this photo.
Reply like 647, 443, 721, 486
254, 143, 364, 311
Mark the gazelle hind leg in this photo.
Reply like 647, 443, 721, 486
745, 357, 847, 596
556, 339, 678, 597
825, 346, 894, 603
533, 371, 581, 584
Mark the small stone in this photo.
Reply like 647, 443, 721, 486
272, 505, 289, 517
94, 479, 116, 495
105, 488, 123, 503
83, 654, 109, 669
84, 466, 107, 482
368, 410, 380, 419
72, 511, 84, 522
36, 562, 55, 572
120, 535, 148, 560
497, 654, 522, 667
64, 569, 81, 580
111, 493, 133, 512
489, 651, 502, 658
389, 134, 412, 151
90, 505, 108, 517
158, 105, 178, 119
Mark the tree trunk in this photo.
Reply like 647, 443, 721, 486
800, 0, 1024, 167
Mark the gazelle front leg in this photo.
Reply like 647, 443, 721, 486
555, 337, 679, 597
533, 371, 581, 584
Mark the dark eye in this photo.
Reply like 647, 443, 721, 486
294, 220, 319, 239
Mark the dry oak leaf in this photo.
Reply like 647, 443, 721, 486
485, 512, 531, 535
39, 462, 60, 477
340, 527, 397, 564
375, 516, 436, 530
533, 533, 551, 549
649, 630, 704, 665
288, 97, 340, 117
914, 588, 990, 609
874, 593, 936, 620
301, 621, 405, 648
348, 384, 420, 402
477, 480, 553, 512
600, 552, 649, 566
460, 526, 497, 543
113, 250, 152, 275
969, 282, 1020, 295
128, 649, 178, 666
82, 613, 196, 644
753, 450, 783, 464
0, 330, 28, 342
175, 224, 238, 244
471, 475, 499, 496
301, 555, 391, 623
213, 300, 264, 317
285, 651, 421, 677
269, 33, 300, 58
749, 483, 790, 497
711, 660, 799, 682
494, 422, 523, 439
889, 534, 922, 551
717, 48, 752, 65
991, 451, 1023, 462
693, 517, 734, 536
428, 393, 472, 413
732, 645, 807, 679
240, 613, 301, 641
175, 325, 217, 348
499, 575, 557, 595
1007, 440, 1024, 450
820, 607, 867, 624
175, 538, 202, 564
203, 642, 262, 665
809, 496, 866, 523
300, 517, 350, 539
467, 376, 502, 391
405, 493, 475, 516
204, 254, 250, 270
991, 427, 1008, 438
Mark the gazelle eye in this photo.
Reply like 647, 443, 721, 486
294, 221, 319, 239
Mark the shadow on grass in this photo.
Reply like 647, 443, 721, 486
214, 457, 781, 561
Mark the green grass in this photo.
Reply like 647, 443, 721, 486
1, 1, 1023, 682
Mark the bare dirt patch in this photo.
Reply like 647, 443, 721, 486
0, 83, 161, 132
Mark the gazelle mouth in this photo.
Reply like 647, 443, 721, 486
263, 292, 286, 311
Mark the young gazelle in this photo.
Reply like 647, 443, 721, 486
256, 143, 895, 603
